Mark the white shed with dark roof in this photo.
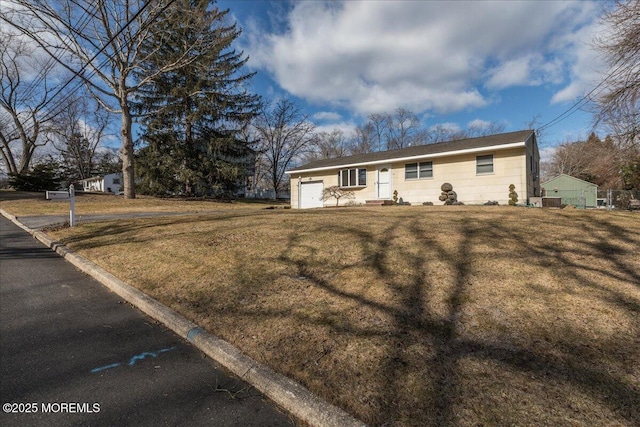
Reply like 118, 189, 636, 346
286, 130, 541, 208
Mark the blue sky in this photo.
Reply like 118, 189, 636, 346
219, 0, 611, 157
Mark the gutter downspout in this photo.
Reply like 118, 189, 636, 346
297, 176, 302, 209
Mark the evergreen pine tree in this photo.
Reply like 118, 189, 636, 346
135, 0, 260, 197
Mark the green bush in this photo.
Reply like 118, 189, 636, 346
9, 164, 61, 191
508, 184, 518, 206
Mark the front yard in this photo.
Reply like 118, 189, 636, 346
6, 194, 639, 426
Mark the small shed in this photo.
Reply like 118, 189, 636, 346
541, 174, 597, 208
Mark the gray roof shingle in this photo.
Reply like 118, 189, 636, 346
288, 129, 534, 172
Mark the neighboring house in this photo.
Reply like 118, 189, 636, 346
81, 173, 123, 193
286, 130, 540, 208
541, 174, 597, 208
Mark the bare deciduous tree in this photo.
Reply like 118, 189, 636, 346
466, 120, 507, 138
368, 112, 391, 152
387, 108, 427, 149
50, 94, 111, 180
349, 122, 376, 155
541, 133, 624, 188
2, 0, 220, 198
304, 129, 349, 163
0, 33, 58, 176
594, 0, 640, 151
525, 114, 546, 145
542, 140, 591, 180
428, 123, 467, 144
253, 98, 316, 198
322, 185, 355, 207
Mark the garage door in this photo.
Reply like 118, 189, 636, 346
300, 181, 324, 209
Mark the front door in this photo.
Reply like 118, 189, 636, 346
377, 166, 391, 199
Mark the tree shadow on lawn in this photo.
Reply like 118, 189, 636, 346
268, 210, 639, 426
48, 207, 640, 426
51, 211, 271, 251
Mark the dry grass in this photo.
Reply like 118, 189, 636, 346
0, 190, 282, 216
17, 199, 640, 426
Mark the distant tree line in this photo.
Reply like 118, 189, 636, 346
2, 0, 638, 198
306, 109, 506, 163
542, 132, 640, 190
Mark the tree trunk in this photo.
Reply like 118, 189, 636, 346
121, 102, 135, 199
272, 173, 279, 200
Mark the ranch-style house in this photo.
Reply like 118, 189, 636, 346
286, 129, 541, 208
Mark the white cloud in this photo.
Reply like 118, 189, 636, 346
313, 111, 342, 122
467, 119, 492, 130
539, 146, 557, 163
313, 121, 356, 136
485, 54, 564, 89
550, 17, 606, 104
246, 1, 601, 116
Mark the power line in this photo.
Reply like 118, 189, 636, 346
2, 2, 99, 105
537, 43, 640, 133
1, 1, 148, 173
3, 0, 177, 142
36, 0, 158, 121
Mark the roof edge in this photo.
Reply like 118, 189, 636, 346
286, 141, 526, 175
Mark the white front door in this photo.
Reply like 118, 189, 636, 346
377, 166, 391, 199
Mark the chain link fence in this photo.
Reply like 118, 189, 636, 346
540, 189, 640, 210
541, 188, 592, 209
597, 190, 640, 210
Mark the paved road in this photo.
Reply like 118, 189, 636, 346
0, 216, 296, 427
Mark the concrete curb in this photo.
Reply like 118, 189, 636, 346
1, 209, 366, 427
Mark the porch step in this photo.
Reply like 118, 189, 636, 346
365, 200, 394, 206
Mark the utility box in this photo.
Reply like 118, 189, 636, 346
542, 197, 562, 208
529, 197, 542, 207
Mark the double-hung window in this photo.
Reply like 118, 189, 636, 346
476, 155, 494, 174
339, 168, 367, 187
405, 161, 433, 179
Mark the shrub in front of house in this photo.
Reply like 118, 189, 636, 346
439, 183, 458, 205
509, 184, 518, 206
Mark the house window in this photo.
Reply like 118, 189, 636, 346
405, 163, 418, 180
405, 161, 433, 179
476, 155, 494, 174
339, 168, 367, 187
358, 168, 367, 185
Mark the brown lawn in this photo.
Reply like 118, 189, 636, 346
5, 193, 639, 426
0, 190, 276, 216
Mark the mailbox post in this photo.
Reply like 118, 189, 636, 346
69, 184, 75, 227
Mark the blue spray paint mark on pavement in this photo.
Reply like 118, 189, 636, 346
128, 347, 176, 366
91, 363, 122, 373
90, 346, 176, 373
